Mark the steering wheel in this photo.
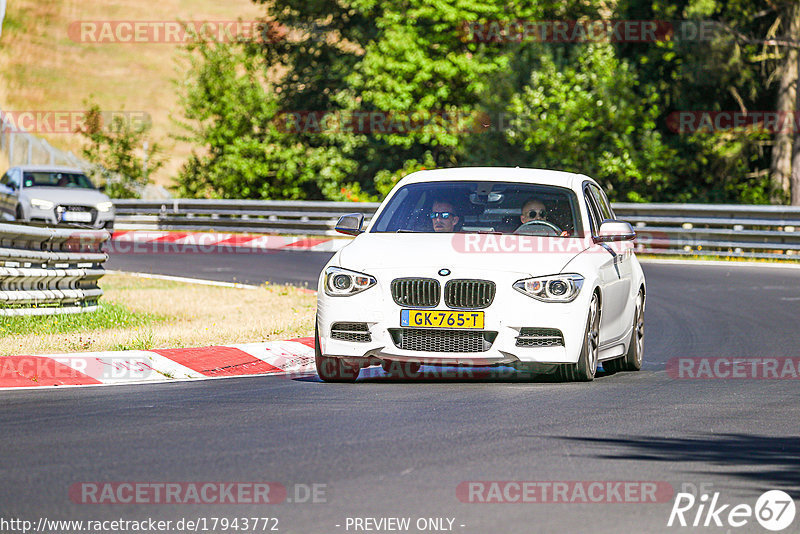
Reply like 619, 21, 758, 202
514, 220, 562, 236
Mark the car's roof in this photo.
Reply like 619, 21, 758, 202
12, 165, 87, 173
398, 167, 594, 191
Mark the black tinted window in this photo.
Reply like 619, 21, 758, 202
371, 181, 583, 236
22, 172, 95, 189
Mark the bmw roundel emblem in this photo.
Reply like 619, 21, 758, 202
438, 268, 451, 276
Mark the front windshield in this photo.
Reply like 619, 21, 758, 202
23, 172, 96, 189
370, 181, 583, 237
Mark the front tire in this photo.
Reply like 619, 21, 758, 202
605, 291, 644, 373
314, 322, 360, 383
557, 292, 599, 382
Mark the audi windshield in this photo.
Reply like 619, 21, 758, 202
23, 172, 96, 189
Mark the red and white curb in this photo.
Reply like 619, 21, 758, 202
110, 231, 350, 253
0, 338, 316, 389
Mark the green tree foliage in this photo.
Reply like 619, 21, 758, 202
174, 41, 357, 199
78, 102, 164, 198
616, 0, 784, 202
471, 44, 676, 202
174, 0, 786, 203
253, 0, 538, 197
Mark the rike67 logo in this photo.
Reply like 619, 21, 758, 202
668, 489, 796, 531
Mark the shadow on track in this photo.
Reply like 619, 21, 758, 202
560, 433, 800, 492
294, 365, 629, 384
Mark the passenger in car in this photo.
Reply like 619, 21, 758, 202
519, 198, 569, 236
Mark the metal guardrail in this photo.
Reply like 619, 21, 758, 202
0, 224, 110, 316
613, 203, 800, 260
113, 199, 382, 236
113, 200, 800, 260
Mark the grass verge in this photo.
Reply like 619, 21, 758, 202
0, 273, 316, 356
0, 0, 263, 185
0, 302, 163, 337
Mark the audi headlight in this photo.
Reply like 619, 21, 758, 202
513, 273, 584, 302
324, 266, 377, 296
96, 201, 114, 212
30, 198, 55, 210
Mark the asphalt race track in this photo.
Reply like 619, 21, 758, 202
106, 245, 333, 287
2, 254, 799, 533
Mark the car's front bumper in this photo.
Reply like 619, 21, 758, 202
316, 269, 593, 368
28, 206, 114, 229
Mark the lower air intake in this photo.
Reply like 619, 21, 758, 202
515, 327, 564, 347
331, 322, 371, 342
389, 328, 496, 353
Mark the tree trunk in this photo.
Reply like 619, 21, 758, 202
787, 2, 800, 205
772, 3, 799, 204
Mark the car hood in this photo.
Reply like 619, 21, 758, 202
21, 187, 110, 206
337, 233, 591, 276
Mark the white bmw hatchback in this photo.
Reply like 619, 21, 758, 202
315, 167, 645, 382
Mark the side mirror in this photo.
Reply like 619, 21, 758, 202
335, 213, 364, 236
596, 220, 636, 242
98, 184, 106, 193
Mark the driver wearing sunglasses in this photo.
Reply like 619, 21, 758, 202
520, 198, 569, 236
520, 199, 548, 224
429, 200, 460, 232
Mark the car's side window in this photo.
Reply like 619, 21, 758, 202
588, 185, 613, 222
0, 172, 8, 186
583, 189, 601, 236
596, 186, 616, 219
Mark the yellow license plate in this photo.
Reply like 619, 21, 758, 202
400, 310, 484, 329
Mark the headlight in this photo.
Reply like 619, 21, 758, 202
513, 273, 584, 302
96, 201, 114, 212
30, 198, 55, 210
324, 266, 377, 296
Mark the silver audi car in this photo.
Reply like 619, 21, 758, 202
0, 165, 115, 229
